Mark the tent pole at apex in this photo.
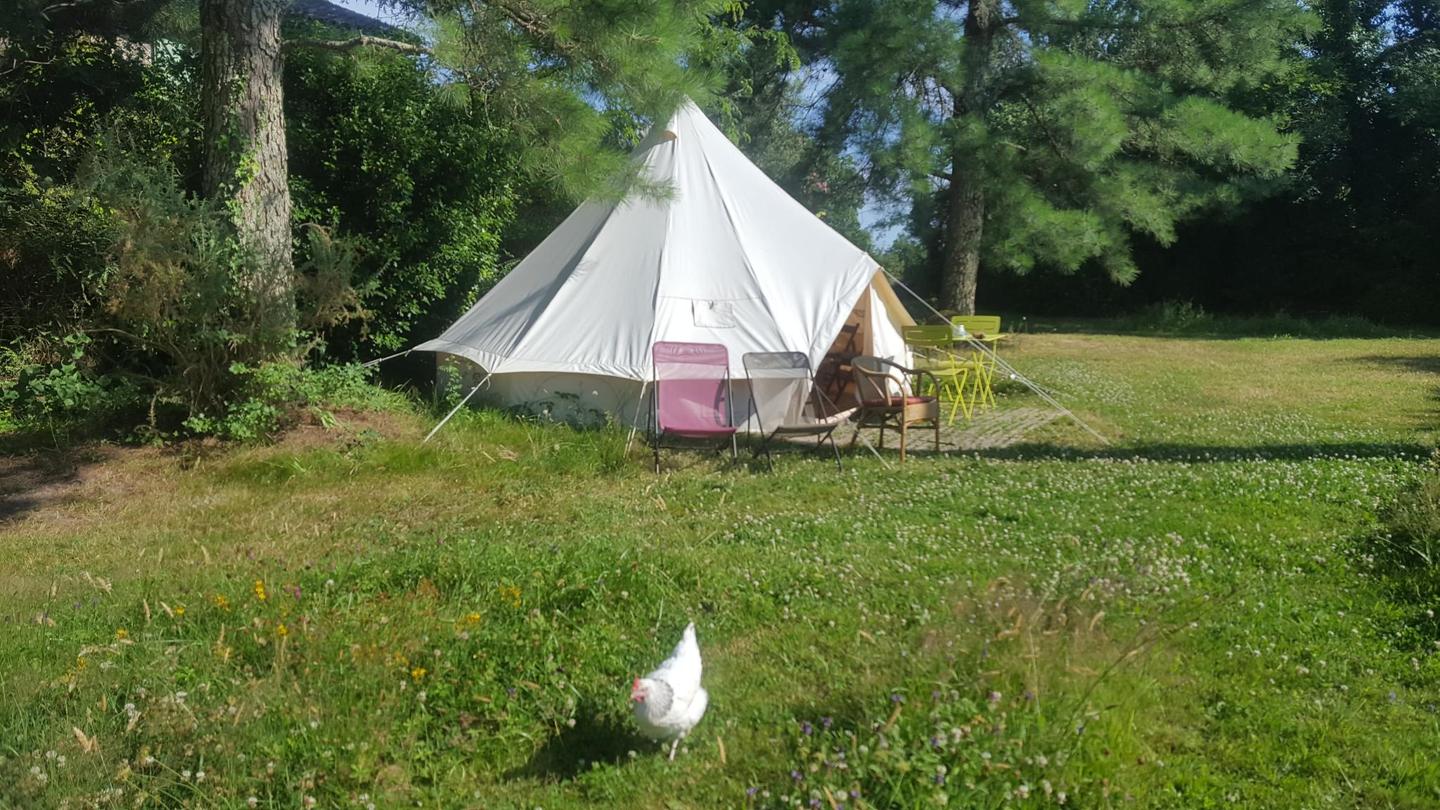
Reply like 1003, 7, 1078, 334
880, 270, 1110, 446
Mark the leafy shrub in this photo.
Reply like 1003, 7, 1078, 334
1128, 300, 1214, 332
182, 362, 394, 442
0, 171, 119, 339
0, 333, 141, 442
285, 48, 520, 357
1112, 300, 1406, 339
2, 141, 372, 442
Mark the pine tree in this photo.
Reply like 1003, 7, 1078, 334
200, 0, 295, 331
197, 0, 731, 337
820, 0, 1313, 312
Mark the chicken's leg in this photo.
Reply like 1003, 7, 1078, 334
668, 737, 680, 761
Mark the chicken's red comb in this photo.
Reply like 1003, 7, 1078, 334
632, 678, 641, 689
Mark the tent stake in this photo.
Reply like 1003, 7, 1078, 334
881, 271, 1110, 446
423, 372, 492, 444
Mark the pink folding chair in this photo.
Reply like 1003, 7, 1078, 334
650, 341, 739, 472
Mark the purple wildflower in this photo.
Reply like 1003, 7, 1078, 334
791, 770, 803, 782
890, 693, 905, 704
987, 690, 1002, 705
801, 721, 813, 736
821, 716, 833, 730
746, 787, 759, 797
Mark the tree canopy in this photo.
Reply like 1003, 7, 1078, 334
811, 0, 1313, 311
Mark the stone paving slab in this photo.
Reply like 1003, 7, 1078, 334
809, 406, 1064, 454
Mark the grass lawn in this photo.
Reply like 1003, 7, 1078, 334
2, 328, 1438, 809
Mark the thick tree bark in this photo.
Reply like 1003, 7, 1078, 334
201, 0, 294, 331
942, 163, 983, 314
941, 0, 999, 315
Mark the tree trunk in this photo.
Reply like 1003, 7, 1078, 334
201, 0, 294, 332
940, 0, 999, 315
942, 163, 983, 314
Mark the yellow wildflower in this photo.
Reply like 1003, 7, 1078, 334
115, 628, 129, 640
253, 580, 268, 602
75, 656, 88, 671
212, 594, 230, 611
174, 605, 186, 618
498, 585, 522, 608
274, 623, 288, 638
410, 666, 427, 682
465, 612, 482, 625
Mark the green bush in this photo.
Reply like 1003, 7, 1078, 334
0, 171, 119, 339
1113, 300, 1403, 338
182, 362, 396, 442
0, 333, 141, 442
1, 141, 373, 442
285, 48, 520, 357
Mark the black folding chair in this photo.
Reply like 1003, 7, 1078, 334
742, 351, 857, 471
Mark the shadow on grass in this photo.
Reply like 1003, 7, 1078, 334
0, 445, 113, 524
965, 440, 1433, 463
1353, 354, 1440, 423
507, 711, 651, 781
1023, 317, 1440, 341
1352, 354, 1440, 378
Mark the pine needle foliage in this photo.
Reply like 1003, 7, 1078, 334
385, 0, 736, 202
821, 0, 1314, 293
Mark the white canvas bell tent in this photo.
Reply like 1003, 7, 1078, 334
415, 99, 913, 427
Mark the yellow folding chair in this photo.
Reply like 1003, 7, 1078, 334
902, 325, 976, 424
950, 316, 1003, 409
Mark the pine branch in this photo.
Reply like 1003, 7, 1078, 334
485, 0, 582, 59
1006, 3, 1247, 33
1019, 92, 1069, 163
39, 0, 147, 20
287, 35, 429, 56
0, 56, 57, 77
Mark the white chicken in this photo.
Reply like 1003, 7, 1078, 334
630, 622, 709, 760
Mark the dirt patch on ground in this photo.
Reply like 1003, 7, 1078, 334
0, 407, 421, 527
0, 444, 170, 525
278, 406, 420, 451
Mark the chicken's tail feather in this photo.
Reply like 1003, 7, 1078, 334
672, 621, 700, 662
